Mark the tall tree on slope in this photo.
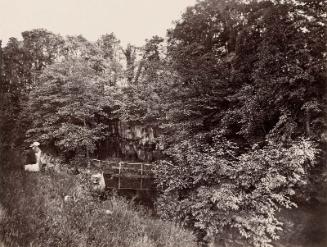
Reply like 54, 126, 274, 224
154, 0, 326, 246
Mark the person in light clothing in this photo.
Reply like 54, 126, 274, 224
24, 141, 42, 172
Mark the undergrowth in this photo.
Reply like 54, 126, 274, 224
0, 164, 196, 247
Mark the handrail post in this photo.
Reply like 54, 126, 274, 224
140, 163, 143, 190
118, 162, 121, 190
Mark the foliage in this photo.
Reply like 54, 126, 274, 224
0, 0, 326, 245
0, 29, 64, 151
155, 134, 319, 246
222, 0, 327, 143
148, 0, 326, 246
0, 161, 196, 247
22, 29, 64, 73
113, 36, 172, 124
1, 30, 123, 156
25, 58, 111, 157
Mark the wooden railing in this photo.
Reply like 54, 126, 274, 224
90, 159, 154, 191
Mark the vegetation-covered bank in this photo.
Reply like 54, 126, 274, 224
0, 156, 196, 247
0, 0, 326, 246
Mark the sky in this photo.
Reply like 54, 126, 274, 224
0, 0, 197, 47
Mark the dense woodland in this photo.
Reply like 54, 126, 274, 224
0, 0, 326, 246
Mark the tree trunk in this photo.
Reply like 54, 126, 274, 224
123, 44, 136, 84
305, 108, 311, 137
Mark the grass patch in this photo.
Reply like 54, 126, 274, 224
0, 164, 196, 247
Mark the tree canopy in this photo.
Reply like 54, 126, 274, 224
0, 0, 326, 246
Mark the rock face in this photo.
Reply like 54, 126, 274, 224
24, 163, 40, 172
97, 121, 162, 162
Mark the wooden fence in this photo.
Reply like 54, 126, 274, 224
90, 159, 155, 191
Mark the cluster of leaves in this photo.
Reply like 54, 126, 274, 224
0, 30, 67, 151
155, 133, 318, 246
133, 0, 325, 246
65, 0, 326, 244
0, 160, 196, 247
25, 58, 111, 156
0, 0, 326, 245
0, 29, 126, 160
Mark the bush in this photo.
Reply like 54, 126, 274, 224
154, 136, 319, 247
0, 165, 196, 247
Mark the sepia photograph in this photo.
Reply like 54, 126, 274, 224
0, 0, 326, 246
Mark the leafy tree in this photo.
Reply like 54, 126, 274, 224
155, 133, 319, 246
114, 36, 169, 123
150, 0, 326, 246
95, 33, 124, 86
0, 3, 325, 245
26, 58, 111, 162
164, 0, 246, 141
96, 33, 121, 60
22, 29, 64, 73
133, 35, 165, 84
222, 0, 327, 144
0, 29, 65, 153
0, 37, 33, 152
111, 36, 173, 161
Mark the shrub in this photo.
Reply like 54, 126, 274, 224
0, 165, 196, 247
154, 135, 319, 247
